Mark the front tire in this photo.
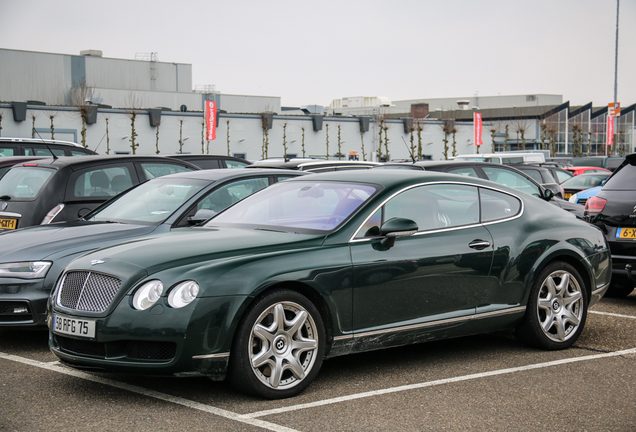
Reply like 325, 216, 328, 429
516, 261, 587, 350
228, 289, 325, 399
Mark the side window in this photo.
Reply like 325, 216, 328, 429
355, 184, 479, 238
71, 150, 92, 156
197, 177, 269, 213
140, 163, 194, 179
447, 167, 479, 177
0, 147, 16, 156
480, 188, 521, 222
225, 159, 249, 168
522, 169, 543, 183
481, 166, 541, 197
73, 166, 133, 198
555, 170, 572, 183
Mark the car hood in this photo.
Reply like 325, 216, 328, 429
67, 226, 326, 276
0, 221, 157, 261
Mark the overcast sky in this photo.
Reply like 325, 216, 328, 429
1, 0, 634, 108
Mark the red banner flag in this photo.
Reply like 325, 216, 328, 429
607, 115, 614, 146
474, 112, 483, 146
205, 101, 217, 141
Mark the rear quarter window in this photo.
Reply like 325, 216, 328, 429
604, 162, 636, 190
73, 166, 134, 198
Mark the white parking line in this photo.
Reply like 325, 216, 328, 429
0, 352, 299, 432
590, 310, 636, 319
3, 347, 636, 427
244, 347, 636, 419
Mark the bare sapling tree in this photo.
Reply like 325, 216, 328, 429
383, 124, 390, 160
546, 124, 558, 157
451, 123, 458, 157
301, 126, 306, 157
70, 79, 96, 148
104, 117, 111, 154
226, 120, 231, 156
154, 118, 161, 154
125, 94, 143, 154
512, 116, 531, 151
337, 125, 343, 160
570, 121, 583, 157
178, 119, 185, 154
540, 121, 547, 151
282, 122, 288, 159
201, 121, 205, 154
504, 124, 510, 151
0, 112, 3, 136
325, 124, 330, 159
45, 111, 58, 139
261, 115, 270, 159
30, 112, 37, 138
440, 119, 454, 160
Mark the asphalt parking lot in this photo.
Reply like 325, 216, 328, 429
1, 293, 635, 432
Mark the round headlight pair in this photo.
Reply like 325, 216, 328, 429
132, 280, 199, 310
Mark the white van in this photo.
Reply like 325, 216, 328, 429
454, 151, 545, 164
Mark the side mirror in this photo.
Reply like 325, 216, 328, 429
378, 217, 418, 249
542, 188, 554, 201
187, 208, 216, 225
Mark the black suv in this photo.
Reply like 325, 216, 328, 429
585, 153, 636, 297
0, 155, 198, 231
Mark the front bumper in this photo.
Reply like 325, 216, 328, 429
48, 295, 248, 377
0, 278, 49, 326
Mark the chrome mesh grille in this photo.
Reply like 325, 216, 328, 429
57, 271, 121, 313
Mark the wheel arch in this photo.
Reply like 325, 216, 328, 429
525, 249, 593, 304
229, 280, 336, 355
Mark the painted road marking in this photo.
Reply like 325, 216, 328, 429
590, 310, 636, 319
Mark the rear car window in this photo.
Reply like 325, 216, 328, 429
226, 159, 250, 168
0, 166, 54, 199
141, 162, 194, 179
604, 161, 636, 191
74, 166, 134, 198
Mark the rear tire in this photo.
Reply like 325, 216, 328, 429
516, 261, 587, 350
228, 289, 325, 399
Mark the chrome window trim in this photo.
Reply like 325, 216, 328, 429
348, 181, 525, 243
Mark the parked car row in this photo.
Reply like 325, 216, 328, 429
0, 149, 628, 399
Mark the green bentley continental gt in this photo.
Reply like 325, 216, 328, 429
48, 169, 611, 399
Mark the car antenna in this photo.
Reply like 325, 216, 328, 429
401, 137, 417, 164
34, 129, 58, 160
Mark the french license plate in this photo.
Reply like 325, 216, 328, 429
564, 193, 572, 199
53, 314, 96, 338
0, 218, 17, 230
616, 228, 636, 239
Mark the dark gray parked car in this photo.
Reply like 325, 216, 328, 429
0, 155, 199, 231
0, 168, 305, 326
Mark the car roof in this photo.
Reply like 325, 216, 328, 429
154, 167, 308, 182
249, 159, 379, 169
0, 156, 49, 167
5, 154, 201, 170
0, 137, 84, 148
168, 154, 251, 163
284, 166, 506, 190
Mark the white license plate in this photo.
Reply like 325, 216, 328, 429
53, 314, 96, 338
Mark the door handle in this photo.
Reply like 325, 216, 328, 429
468, 239, 491, 250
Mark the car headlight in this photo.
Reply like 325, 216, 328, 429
0, 261, 52, 279
569, 193, 578, 203
168, 281, 199, 308
132, 280, 164, 310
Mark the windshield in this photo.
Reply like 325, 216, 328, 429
89, 177, 209, 224
0, 166, 54, 200
208, 180, 378, 232
561, 173, 609, 188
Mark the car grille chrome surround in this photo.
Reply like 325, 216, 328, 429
56, 271, 121, 312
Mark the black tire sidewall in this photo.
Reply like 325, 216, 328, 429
228, 289, 326, 399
